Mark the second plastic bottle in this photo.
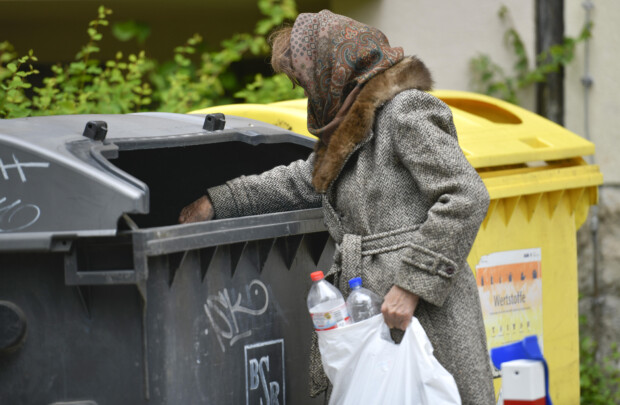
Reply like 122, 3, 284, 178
346, 277, 383, 323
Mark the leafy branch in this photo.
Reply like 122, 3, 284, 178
469, 5, 591, 104
0, 0, 303, 119
0, 43, 39, 118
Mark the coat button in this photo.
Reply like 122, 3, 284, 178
445, 267, 455, 275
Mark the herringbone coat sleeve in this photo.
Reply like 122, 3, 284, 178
206, 153, 321, 219
390, 93, 490, 307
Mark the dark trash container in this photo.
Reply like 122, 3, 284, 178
0, 112, 330, 405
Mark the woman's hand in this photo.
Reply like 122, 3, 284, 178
381, 285, 419, 330
178, 195, 215, 224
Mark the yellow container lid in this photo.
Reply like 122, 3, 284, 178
190, 90, 596, 169
431, 90, 595, 168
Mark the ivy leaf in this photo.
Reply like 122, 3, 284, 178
112, 20, 151, 44
255, 20, 274, 35
86, 65, 102, 74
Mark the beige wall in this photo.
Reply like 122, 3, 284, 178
331, 0, 536, 110
567, 0, 620, 364
565, 0, 619, 184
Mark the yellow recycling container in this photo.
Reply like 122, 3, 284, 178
191, 90, 603, 404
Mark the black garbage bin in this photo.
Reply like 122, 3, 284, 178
0, 112, 331, 405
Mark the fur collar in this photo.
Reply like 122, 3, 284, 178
311, 56, 433, 193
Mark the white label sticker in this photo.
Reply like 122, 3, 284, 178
310, 303, 352, 331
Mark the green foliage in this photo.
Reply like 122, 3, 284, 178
0, 42, 39, 118
579, 317, 620, 404
112, 20, 151, 44
235, 73, 305, 104
469, 5, 591, 104
30, 7, 153, 116
0, 0, 303, 119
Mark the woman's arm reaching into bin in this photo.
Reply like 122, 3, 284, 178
179, 152, 321, 223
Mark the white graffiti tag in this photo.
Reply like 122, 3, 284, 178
0, 153, 50, 232
0, 154, 50, 183
203, 279, 270, 352
0, 197, 41, 232
248, 356, 281, 405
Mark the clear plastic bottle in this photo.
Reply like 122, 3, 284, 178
307, 271, 352, 331
346, 277, 383, 323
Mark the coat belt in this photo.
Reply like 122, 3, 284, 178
330, 225, 421, 285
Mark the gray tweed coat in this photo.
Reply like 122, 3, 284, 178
207, 57, 495, 404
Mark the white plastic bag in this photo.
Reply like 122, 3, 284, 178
318, 314, 461, 405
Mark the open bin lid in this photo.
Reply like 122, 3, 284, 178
0, 112, 314, 251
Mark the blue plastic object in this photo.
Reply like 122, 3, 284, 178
490, 335, 552, 405
348, 277, 362, 289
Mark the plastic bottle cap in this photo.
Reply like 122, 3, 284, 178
310, 271, 325, 281
348, 277, 362, 288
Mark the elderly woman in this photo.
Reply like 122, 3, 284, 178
179, 10, 495, 405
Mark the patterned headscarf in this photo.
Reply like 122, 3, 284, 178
291, 10, 404, 141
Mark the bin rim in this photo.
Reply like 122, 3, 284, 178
0, 112, 317, 249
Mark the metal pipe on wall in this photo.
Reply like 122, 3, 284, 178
580, 0, 603, 358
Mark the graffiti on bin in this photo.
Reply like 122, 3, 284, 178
204, 279, 270, 353
245, 339, 285, 405
0, 197, 41, 232
0, 153, 50, 183
0, 153, 50, 232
